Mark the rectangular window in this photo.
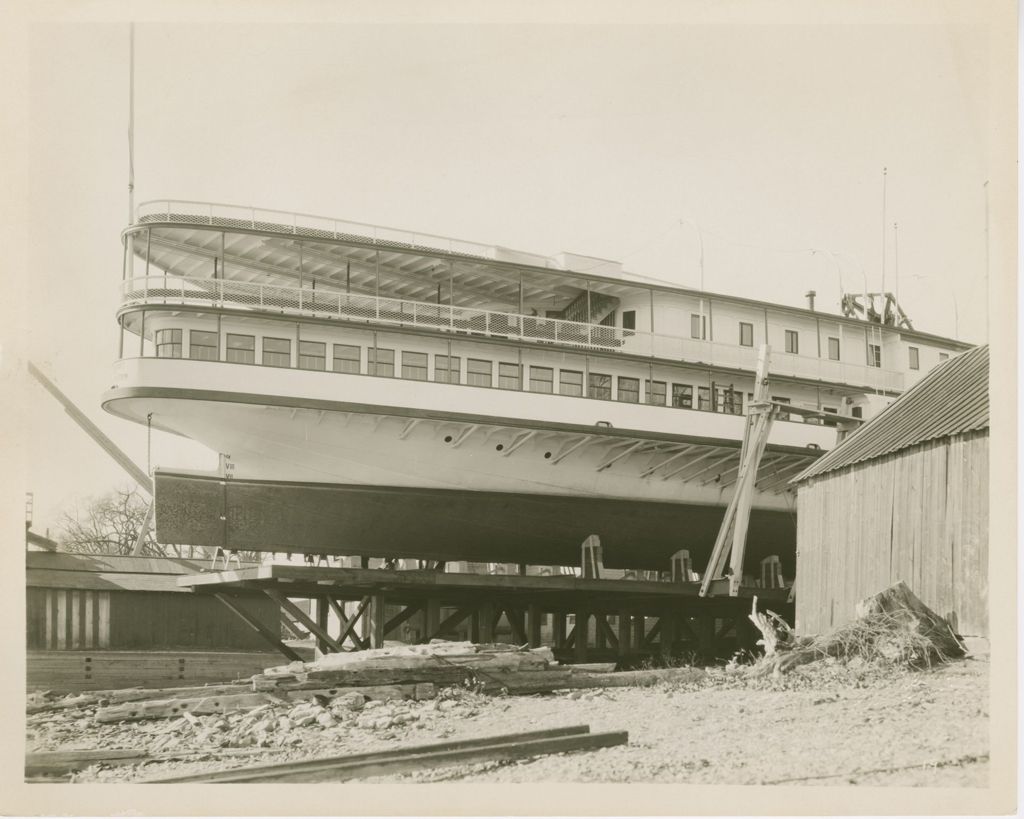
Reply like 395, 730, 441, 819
646, 380, 666, 406
617, 376, 640, 403
697, 386, 712, 411
690, 314, 707, 340
939, 352, 949, 361
155, 328, 182, 359
852, 406, 863, 419
399, 351, 427, 381
828, 337, 840, 361
868, 343, 881, 368
718, 387, 743, 415
298, 340, 326, 371
226, 333, 255, 364
739, 322, 754, 347
559, 369, 583, 397
189, 330, 218, 361
498, 362, 521, 390
773, 395, 792, 421
588, 372, 611, 400
368, 347, 395, 377
434, 354, 461, 383
784, 329, 799, 354
908, 346, 920, 370
622, 310, 636, 331
672, 383, 693, 409
262, 336, 291, 368
529, 366, 553, 393
332, 343, 361, 374
822, 406, 839, 427
467, 358, 492, 387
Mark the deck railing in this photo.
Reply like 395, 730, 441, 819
120, 275, 905, 393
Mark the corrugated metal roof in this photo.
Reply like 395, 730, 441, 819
793, 344, 988, 482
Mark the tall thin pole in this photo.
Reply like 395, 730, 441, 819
128, 22, 135, 224
880, 166, 887, 296
893, 220, 899, 324
126, 23, 136, 280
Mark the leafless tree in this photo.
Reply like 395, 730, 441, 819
57, 486, 263, 562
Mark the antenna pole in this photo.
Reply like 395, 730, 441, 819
128, 22, 135, 223
893, 221, 899, 324
880, 166, 887, 296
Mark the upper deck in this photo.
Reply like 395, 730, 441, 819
121, 199, 972, 396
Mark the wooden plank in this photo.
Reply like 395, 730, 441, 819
148, 726, 596, 783
96, 693, 282, 723
97, 592, 110, 648
56, 591, 67, 650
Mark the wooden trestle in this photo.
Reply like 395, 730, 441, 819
180, 564, 790, 663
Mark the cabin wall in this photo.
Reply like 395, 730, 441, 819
26, 588, 280, 651
795, 429, 988, 636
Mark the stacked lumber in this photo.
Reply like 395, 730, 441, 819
253, 640, 706, 696
69, 641, 706, 725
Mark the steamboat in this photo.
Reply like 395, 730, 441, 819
102, 201, 970, 575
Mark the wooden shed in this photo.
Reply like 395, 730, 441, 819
792, 344, 988, 637
26, 552, 291, 691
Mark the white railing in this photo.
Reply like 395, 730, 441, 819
134, 199, 555, 266
120, 275, 905, 393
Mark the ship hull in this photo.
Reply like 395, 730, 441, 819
154, 471, 797, 575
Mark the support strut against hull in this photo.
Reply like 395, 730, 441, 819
699, 345, 777, 598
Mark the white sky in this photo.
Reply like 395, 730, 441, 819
4, 7, 1010, 533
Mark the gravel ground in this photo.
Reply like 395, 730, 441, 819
27, 654, 988, 787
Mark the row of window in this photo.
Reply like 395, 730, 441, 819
153, 328, 761, 413
687, 317, 937, 371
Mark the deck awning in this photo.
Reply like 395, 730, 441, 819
129, 216, 648, 315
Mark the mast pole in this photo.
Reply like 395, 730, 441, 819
128, 21, 135, 223
126, 22, 136, 284
880, 166, 887, 301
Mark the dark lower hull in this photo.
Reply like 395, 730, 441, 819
155, 471, 796, 575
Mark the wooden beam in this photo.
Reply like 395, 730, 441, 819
424, 599, 441, 641
505, 608, 528, 645
382, 603, 424, 637
337, 596, 371, 646
264, 589, 342, 653
595, 615, 619, 649
574, 610, 590, 662
213, 593, 301, 662
430, 606, 472, 639
367, 594, 386, 648
526, 604, 542, 648
617, 610, 632, 657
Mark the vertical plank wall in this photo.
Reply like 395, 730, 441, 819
796, 430, 988, 636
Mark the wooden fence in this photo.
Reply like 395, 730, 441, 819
795, 430, 988, 636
